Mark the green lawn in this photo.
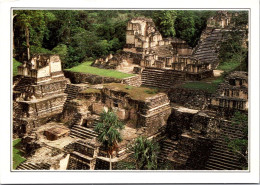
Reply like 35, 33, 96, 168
13, 58, 22, 76
66, 61, 134, 79
13, 138, 26, 169
180, 76, 224, 94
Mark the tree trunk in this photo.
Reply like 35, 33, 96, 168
25, 26, 30, 61
109, 154, 112, 170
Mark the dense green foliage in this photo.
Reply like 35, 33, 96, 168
218, 11, 248, 72
94, 110, 124, 170
175, 11, 215, 47
13, 10, 247, 70
66, 61, 134, 79
116, 160, 136, 170
13, 138, 26, 169
13, 58, 21, 76
128, 136, 159, 170
13, 10, 216, 68
227, 111, 248, 167
152, 11, 177, 37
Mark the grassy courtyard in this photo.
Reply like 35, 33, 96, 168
66, 61, 134, 79
13, 138, 26, 169
180, 76, 224, 94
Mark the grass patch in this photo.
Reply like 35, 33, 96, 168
217, 60, 241, 73
125, 85, 133, 90
103, 83, 160, 101
66, 61, 134, 79
144, 89, 158, 94
13, 138, 26, 169
80, 88, 101, 94
13, 58, 22, 76
180, 76, 224, 94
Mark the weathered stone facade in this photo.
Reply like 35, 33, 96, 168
13, 54, 69, 136
92, 17, 213, 82
210, 71, 248, 112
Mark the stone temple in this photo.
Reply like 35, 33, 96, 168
13, 54, 69, 137
13, 11, 248, 170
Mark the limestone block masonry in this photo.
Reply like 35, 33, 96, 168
13, 54, 70, 136
210, 71, 248, 112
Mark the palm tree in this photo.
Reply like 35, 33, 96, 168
130, 136, 159, 170
94, 110, 124, 170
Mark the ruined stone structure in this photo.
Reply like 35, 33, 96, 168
211, 71, 248, 111
56, 82, 172, 169
14, 12, 248, 171
13, 54, 69, 137
207, 11, 232, 29
93, 16, 231, 89
125, 17, 172, 50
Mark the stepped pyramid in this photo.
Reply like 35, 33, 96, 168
193, 28, 224, 69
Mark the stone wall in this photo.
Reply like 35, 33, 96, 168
121, 75, 141, 87
209, 71, 248, 112
19, 79, 68, 100
67, 152, 91, 170
141, 67, 186, 89
101, 87, 171, 134
64, 71, 121, 84
167, 88, 211, 109
18, 94, 67, 118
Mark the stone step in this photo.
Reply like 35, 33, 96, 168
206, 158, 242, 170
17, 162, 50, 170
209, 147, 240, 161
73, 125, 98, 134
211, 145, 237, 156
70, 128, 97, 140
221, 130, 245, 138
70, 125, 98, 140
205, 163, 229, 170
221, 124, 245, 132
210, 152, 240, 166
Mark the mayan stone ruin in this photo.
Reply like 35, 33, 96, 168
13, 11, 248, 171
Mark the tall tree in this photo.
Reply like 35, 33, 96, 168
13, 10, 55, 61
94, 110, 124, 170
152, 10, 177, 37
218, 11, 248, 71
129, 136, 159, 170
174, 11, 196, 47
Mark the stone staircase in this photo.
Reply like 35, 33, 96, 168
158, 139, 178, 164
205, 123, 246, 170
64, 84, 82, 103
193, 29, 224, 69
16, 162, 51, 170
70, 124, 98, 140
141, 68, 186, 89
122, 75, 142, 87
